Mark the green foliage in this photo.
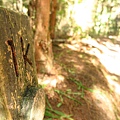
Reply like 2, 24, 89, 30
69, 78, 93, 93
55, 89, 82, 105
44, 78, 93, 119
89, 0, 120, 37
45, 98, 73, 120
45, 107, 73, 120
56, 0, 83, 38
1, 0, 120, 38
56, 0, 120, 38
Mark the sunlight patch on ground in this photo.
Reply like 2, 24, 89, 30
64, 37, 120, 75
64, 44, 80, 51
81, 38, 120, 119
91, 86, 116, 120
82, 38, 120, 75
38, 74, 66, 98
73, 64, 84, 70
38, 74, 65, 88
97, 53, 120, 75
106, 75, 120, 95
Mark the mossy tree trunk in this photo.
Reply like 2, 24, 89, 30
0, 7, 45, 120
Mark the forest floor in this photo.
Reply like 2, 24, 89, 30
40, 37, 120, 120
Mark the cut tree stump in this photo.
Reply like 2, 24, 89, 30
0, 7, 45, 120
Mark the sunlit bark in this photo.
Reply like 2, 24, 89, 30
34, 0, 53, 74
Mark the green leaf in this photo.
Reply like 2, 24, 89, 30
57, 102, 62, 107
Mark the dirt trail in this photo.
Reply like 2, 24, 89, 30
42, 37, 120, 120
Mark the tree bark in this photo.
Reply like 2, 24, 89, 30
34, 0, 53, 74
50, 0, 57, 39
0, 7, 45, 120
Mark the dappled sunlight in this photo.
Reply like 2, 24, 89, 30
73, 64, 84, 70
91, 86, 116, 120
96, 53, 120, 75
81, 38, 120, 75
58, 42, 80, 51
80, 37, 120, 119
106, 75, 120, 95
37, 74, 67, 98
43, 36, 120, 120
65, 44, 80, 51
38, 74, 65, 89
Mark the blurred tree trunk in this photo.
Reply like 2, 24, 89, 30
34, 0, 54, 74
50, 0, 57, 39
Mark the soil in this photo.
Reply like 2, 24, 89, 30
40, 37, 120, 120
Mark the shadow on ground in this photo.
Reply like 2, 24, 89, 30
42, 38, 120, 120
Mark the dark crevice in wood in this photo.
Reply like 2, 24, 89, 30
7, 39, 19, 77
20, 37, 32, 68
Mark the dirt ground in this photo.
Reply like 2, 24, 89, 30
40, 37, 120, 120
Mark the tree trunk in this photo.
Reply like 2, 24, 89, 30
0, 7, 45, 120
34, 0, 53, 74
50, 0, 57, 39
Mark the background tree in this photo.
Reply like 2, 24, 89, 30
1, 0, 120, 39
50, 0, 57, 39
34, 0, 54, 74
89, 0, 120, 37
1, 0, 120, 73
